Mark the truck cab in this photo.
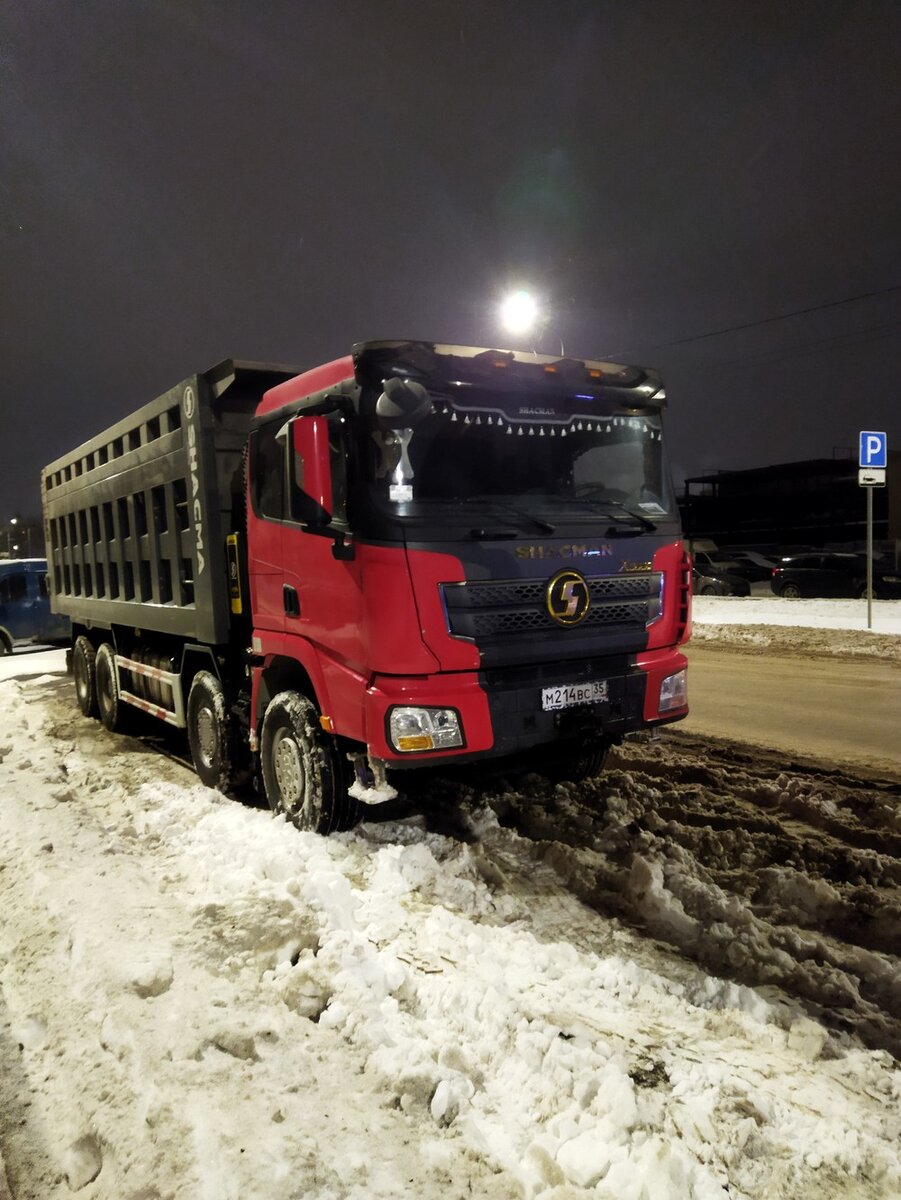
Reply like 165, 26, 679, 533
247, 341, 691, 797
0, 558, 70, 654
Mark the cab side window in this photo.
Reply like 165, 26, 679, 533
0, 572, 27, 603
251, 422, 286, 520
327, 414, 348, 526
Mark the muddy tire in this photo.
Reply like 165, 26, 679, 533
95, 643, 127, 733
540, 740, 610, 784
260, 692, 360, 834
186, 670, 243, 792
72, 636, 98, 718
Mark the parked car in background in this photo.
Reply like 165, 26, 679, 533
692, 566, 751, 597
713, 549, 777, 582
0, 559, 70, 654
770, 552, 901, 599
691, 549, 742, 574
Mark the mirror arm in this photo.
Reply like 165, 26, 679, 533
331, 531, 355, 561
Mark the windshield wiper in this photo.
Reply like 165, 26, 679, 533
491, 504, 556, 534
469, 528, 518, 540
601, 502, 656, 532
570, 493, 657, 532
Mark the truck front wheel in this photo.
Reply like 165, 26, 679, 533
539, 740, 610, 784
72, 636, 98, 718
260, 692, 360, 835
95, 643, 126, 733
187, 671, 241, 793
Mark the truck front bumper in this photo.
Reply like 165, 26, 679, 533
363, 646, 688, 766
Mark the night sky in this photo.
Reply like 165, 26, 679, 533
3, 0, 900, 522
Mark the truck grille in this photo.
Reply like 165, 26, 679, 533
441, 573, 662, 641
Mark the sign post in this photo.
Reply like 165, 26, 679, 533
859, 431, 887, 630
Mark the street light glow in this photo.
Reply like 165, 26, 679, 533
500, 289, 540, 335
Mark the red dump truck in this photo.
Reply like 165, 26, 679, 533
42, 341, 690, 832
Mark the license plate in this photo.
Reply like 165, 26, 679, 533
541, 680, 609, 711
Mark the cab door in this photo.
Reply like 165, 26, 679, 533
246, 421, 288, 633
0, 568, 30, 641
281, 412, 364, 668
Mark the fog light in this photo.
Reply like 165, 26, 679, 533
659, 668, 687, 712
388, 706, 463, 752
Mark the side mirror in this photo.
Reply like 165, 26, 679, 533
375, 378, 432, 430
289, 416, 333, 527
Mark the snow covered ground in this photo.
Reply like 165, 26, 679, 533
694, 594, 901, 634
691, 596, 901, 660
0, 629, 899, 1199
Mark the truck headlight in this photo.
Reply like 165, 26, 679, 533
659, 668, 687, 712
388, 706, 464, 752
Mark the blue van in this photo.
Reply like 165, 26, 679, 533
0, 559, 70, 654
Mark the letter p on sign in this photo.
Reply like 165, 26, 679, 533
859, 431, 887, 469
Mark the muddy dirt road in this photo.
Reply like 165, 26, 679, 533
425, 728, 901, 1059
681, 643, 901, 780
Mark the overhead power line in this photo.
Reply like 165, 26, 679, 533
609, 283, 901, 358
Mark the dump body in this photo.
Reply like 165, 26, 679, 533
42, 361, 298, 645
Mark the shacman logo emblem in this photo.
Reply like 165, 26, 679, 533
546, 569, 590, 627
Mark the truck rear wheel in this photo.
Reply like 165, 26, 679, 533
187, 671, 241, 793
260, 692, 360, 835
0, 633, 11, 656
72, 636, 98, 718
95, 643, 126, 733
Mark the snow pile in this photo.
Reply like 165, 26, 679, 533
1, 674, 899, 1198
692, 597, 901, 659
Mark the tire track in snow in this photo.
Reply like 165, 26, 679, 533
453, 732, 901, 1058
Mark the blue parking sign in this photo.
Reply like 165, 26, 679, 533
859, 431, 887, 468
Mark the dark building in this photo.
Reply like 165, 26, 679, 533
679, 452, 899, 549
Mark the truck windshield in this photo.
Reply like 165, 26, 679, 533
364, 394, 676, 524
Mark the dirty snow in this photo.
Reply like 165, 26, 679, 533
691, 596, 901, 659
0, 636, 899, 1199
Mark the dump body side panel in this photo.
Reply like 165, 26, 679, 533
42, 361, 299, 646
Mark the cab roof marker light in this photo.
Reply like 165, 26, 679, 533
451, 411, 458, 421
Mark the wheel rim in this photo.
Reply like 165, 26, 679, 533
272, 728, 308, 819
74, 653, 89, 703
97, 659, 113, 718
783, 585, 800, 599
195, 705, 217, 770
